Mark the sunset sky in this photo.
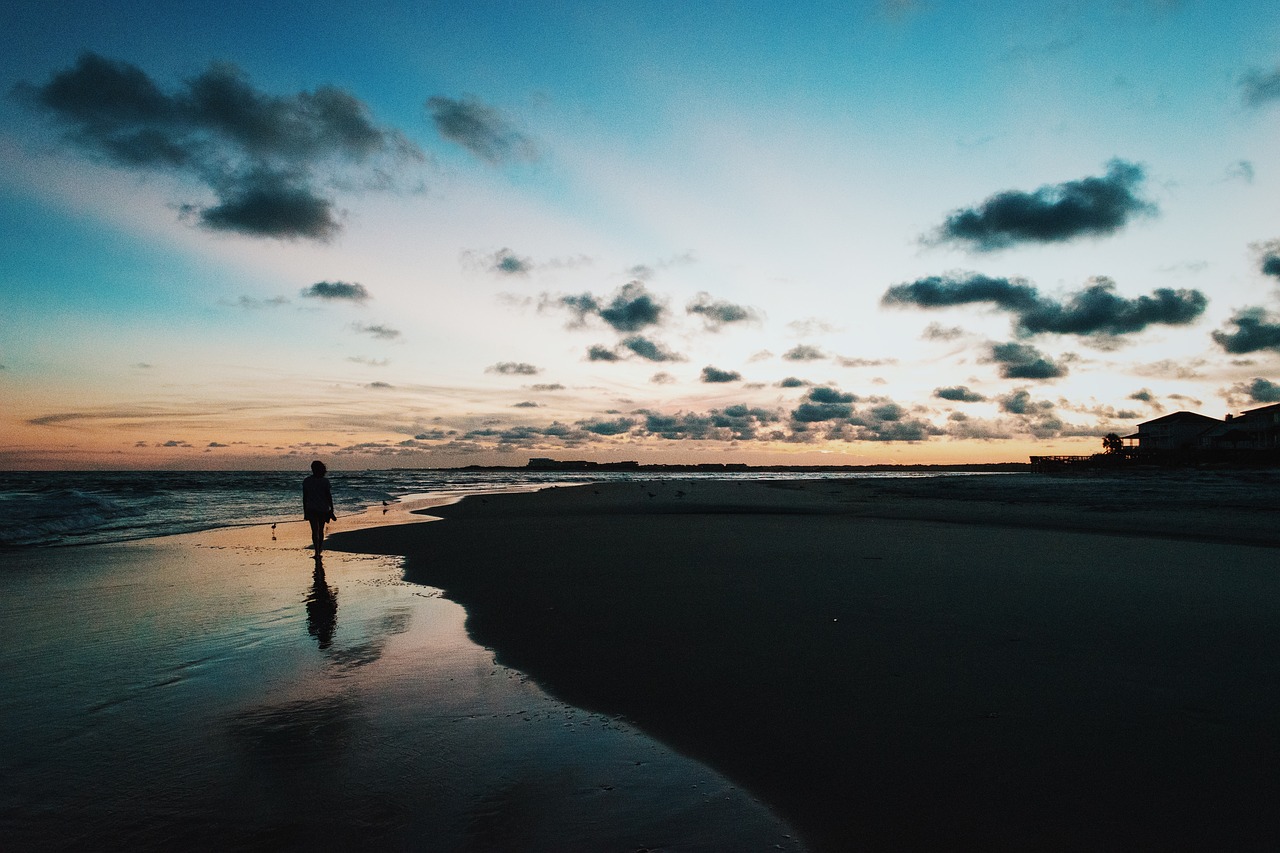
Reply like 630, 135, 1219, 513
2, 0, 1279, 469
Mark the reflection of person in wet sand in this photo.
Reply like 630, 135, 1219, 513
305, 559, 338, 649
302, 460, 336, 556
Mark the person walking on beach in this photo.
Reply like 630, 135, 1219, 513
302, 460, 336, 556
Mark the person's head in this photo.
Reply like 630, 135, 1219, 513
311, 460, 327, 477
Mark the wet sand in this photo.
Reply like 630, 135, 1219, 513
0, 496, 799, 851
329, 475, 1280, 851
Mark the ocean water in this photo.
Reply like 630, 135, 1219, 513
0, 468, 973, 548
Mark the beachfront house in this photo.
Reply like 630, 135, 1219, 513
1125, 411, 1222, 452
1194, 403, 1280, 450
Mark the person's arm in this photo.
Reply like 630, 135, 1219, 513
325, 479, 335, 519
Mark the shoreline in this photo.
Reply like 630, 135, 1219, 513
329, 475, 1280, 850
1, 493, 799, 851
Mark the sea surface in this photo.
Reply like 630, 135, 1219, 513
0, 468, 978, 548
5, 466, 1276, 549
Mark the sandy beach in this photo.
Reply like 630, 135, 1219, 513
0, 495, 799, 851
328, 474, 1280, 851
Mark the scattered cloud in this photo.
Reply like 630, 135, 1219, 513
782, 344, 826, 362
1225, 160, 1255, 183
700, 365, 742, 383
366, 381, 393, 389
988, 341, 1069, 379
930, 159, 1154, 250
351, 322, 400, 340
686, 292, 762, 331
552, 281, 665, 332
236, 295, 290, 309
587, 344, 621, 362
528, 383, 564, 391
621, 335, 684, 362
650, 372, 676, 384
1232, 377, 1280, 404
921, 322, 966, 342
1133, 358, 1206, 380
1128, 388, 1157, 404
642, 405, 783, 441
787, 318, 839, 336
1241, 66, 1280, 108
301, 280, 370, 302
777, 376, 808, 388
1253, 240, 1280, 280
578, 416, 635, 436
487, 361, 540, 375
1211, 307, 1280, 354
837, 356, 896, 368
884, 273, 1206, 338
207, 441, 228, 448
17, 52, 421, 240
934, 385, 986, 402
348, 356, 389, 366
426, 95, 535, 164
791, 386, 857, 422
997, 388, 1055, 416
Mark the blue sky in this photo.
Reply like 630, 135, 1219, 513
2, 0, 1278, 468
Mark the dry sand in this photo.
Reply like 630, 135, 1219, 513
330, 475, 1280, 851
0, 496, 799, 851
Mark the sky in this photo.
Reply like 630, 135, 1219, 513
2, 0, 1279, 469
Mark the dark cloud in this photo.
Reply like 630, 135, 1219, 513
686, 292, 761, 331
778, 376, 808, 388
1128, 389, 1157, 403
989, 342, 1068, 379
587, 345, 621, 362
641, 405, 783, 441
529, 383, 565, 391
512, 401, 540, 408
651, 372, 676, 384
301, 280, 370, 302
486, 361, 540, 375
934, 386, 986, 402
791, 386, 857, 422
1211, 307, 1280, 354
932, 160, 1154, 250
997, 389, 1056, 416
579, 417, 634, 436
488, 247, 529, 274
208, 441, 228, 448
554, 281, 665, 332
884, 273, 1205, 338
701, 365, 742, 383
1239, 377, 1280, 404
621, 336, 683, 362
426, 95, 535, 164
1256, 241, 1280, 279
366, 381, 393, 389
351, 322, 400, 340
1241, 67, 1280, 107
884, 273, 1040, 312
17, 52, 420, 240
782, 344, 827, 362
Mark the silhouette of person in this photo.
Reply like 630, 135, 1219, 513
305, 559, 338, 649
302, 460, 336, 555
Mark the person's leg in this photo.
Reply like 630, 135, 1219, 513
309, 518, 325, 553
